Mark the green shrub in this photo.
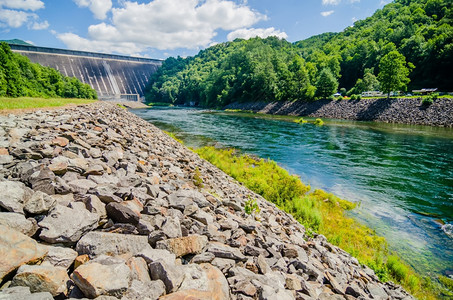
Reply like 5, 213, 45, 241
295, 117, 307, 124
439, 275, 453, 291
421, 97, 434, 105
387, 255, 409, 282
244, 198, 260, 216
350, 94, 357, 100
337, 95, 344, 101
314, 118, 324, 126
193, 167, 204, 187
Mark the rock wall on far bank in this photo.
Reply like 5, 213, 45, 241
0, 102, 413, 299
225, 98, 453, 127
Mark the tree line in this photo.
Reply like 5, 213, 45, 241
0, 42, 97, 99
146, 0, 452, 107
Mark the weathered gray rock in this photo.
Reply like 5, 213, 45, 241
123, 280, 166, 300
161, 216, 182, 238
68, 179, 97, 194
29, 168, 55, 195
156, 234, 208, 257
136, 247, 176, 265
11, 264, 70, 296
161, 263, 230, 300
76, 231, 150, 258
71, 261, 130, 298
106, 202, 139, 225
79, 194, 107, 219
38, 204, 99, 244
191, 252, 216, 264
0, 212, 38, 236
0, 180, 33, 214
126, 257, 151, 283
206, 242, 247, 261
42, 245, 78, 269
24, 191, 56, 215
0, 225, 48, 281
149, 260, 184, 294
0, 286, 53, 300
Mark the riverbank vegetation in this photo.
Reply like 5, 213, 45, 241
0, 97, 96, 110
146, 0, 452, 107
194, 146, 452, 299
0, 42, 97, 99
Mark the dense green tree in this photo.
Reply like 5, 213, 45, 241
0, 42, 97, 99
316, 69, 339, 99
147, 0, 452, 107
378, 50, 413, 98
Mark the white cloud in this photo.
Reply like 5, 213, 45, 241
322, 0, 340, 5
0, 9, 34, 28
29, 20, 48, 30
57, 32, 146, 56
59, 0, 266, 54
0, 0, 44, 11
73, 0, 112, 20
227, 27, 287, 41
321, 10, 334, 17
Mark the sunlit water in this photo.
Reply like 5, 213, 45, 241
133, 107, 453, 276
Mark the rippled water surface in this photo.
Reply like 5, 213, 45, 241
133, 107, 453, 275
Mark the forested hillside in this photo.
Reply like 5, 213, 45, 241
146, 0, 452, 107
0, 42, 97, 99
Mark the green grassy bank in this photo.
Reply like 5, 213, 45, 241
0, 97, 97, 110
194, 146, 452, 300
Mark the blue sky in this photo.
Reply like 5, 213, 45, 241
0, 0, 389, 59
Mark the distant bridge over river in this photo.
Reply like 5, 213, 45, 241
10, 44, 162, 101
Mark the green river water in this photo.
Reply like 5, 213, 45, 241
133, 107, 453, 277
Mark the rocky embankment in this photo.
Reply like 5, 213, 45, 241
0, 102, 413, 299
225, 98, 453, 127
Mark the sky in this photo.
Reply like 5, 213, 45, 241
0, 0, 390, 59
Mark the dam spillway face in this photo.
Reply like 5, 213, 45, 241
10, 44, 162, 101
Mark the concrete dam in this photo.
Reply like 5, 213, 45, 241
10, 44, 162, 101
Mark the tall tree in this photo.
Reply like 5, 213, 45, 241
315, 68, 338, 99
378, 50, 413, 98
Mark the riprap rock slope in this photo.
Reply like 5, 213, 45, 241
0, 102, 413, 300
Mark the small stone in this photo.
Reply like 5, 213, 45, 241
191, 252, 216, 264
74, 254, 90, 269
24, 191, 56, 215
162, 216, 182, 238
206, 242, 247, 262
11, 264, 69, 297
286, 274, 302, 290
106, 202, 140, 225
124, 280, 166, 300
156, 234, 208, 257
51, 137, 69, 147
85, 164, 104, 176
126, 257, 151, 283
68, 179, 97, 194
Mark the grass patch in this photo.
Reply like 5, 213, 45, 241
195, 146, 445, 299
147, 102, 174, 107
0, 97, 96, 110
224, 109, 254, 113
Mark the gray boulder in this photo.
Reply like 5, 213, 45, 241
11, 264, 70, 297
38, 205, 99, 244
0, 212, 38, 236
72, 261, 130, 298
24, 191, 56, 215
0, 180, 33, 214
42, 245, 78, 269
76, 231, 150, 258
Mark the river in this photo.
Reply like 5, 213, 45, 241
132, 107, 453, 276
